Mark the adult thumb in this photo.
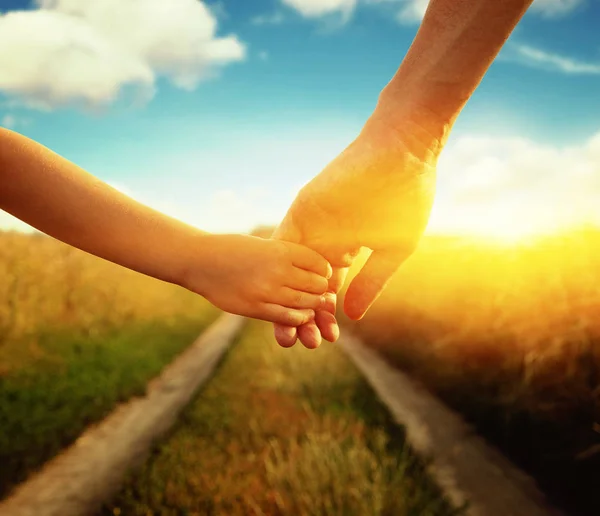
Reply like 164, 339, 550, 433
271, 208, 302, 244
343, 249, 408, 321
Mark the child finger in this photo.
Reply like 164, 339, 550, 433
257, 304, 316, 327
297, 321, 322, 349
290, 245, 332, 278
287, 269, 328, 294
277, 287, 326, 310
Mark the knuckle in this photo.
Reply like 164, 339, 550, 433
316, 254, 329, 271
322, 292, 336, 312
255, 282, 273, 300
303, 247, 318, 263
278, 264, 291, 280
294, 292, 306, 306
281, 310, 297, 326
315, 277, 328, 293
274, 241, 292, 261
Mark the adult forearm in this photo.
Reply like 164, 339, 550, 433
376, 0, 533, 147
0, 128, 203, 286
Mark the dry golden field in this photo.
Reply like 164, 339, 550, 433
0, 230, 210, 357
0, 228, 458, 514
0, 230, 218, 495
348, 227, 600, 516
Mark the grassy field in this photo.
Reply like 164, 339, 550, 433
8, 224, 598, 514
103, 321, 462, 516
0, 231, 220, 497
0, 231, 214, 345
348, 227, 600, 516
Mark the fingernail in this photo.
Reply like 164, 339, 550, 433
322, 293, 336, 313
326, 264, 333, 279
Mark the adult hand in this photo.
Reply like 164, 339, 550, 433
272, 106, 444, 349
270, 0, 534, 349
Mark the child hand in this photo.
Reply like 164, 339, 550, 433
180, 234, 333, 326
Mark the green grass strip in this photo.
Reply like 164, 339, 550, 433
104, 321, 462, 516
0, 308, 220, 497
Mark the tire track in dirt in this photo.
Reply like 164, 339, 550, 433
0, 314, 245, 516
339, 330, 563, 516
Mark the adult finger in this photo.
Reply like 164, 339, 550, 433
328, 267, 349, 294
321, 292, 337, 314
271, 215, 301, 243
343, 248, 409, 321
305, 243, 362, 270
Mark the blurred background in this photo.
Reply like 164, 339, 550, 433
2, 0, 600, 515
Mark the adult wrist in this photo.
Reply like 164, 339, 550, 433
375, 84, 455, 150
364, 90, 451, 166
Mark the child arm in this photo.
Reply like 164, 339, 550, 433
0, 128, 331, 326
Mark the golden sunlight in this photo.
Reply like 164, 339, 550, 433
427, 189, 593, 243
427, 131, 600, 244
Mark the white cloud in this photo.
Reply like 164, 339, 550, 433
429, 131, 600, 238
251, 12, 285, 25
206, 189, 271, 232
396, 0, 429, 23
0, 211, 36, 233
0, 0, 246, 109
0, 118, 361, 235
0, 113, 31, 129
102, 124, 600, 238
365, 0, 582, 25
513, 44, 600, 75
207, 1, 229, 21
4, 114, 600, 240
0, 113, 32, 130
359, 0, 428, 24
281, 0, 357, 18
530, 0, 584, 17
1, 115, 16, 128
0, 10, 154, 110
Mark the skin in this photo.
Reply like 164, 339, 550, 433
0, 127, 333, 327
273, 0, 535, 349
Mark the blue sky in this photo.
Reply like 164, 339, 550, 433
1, 0, 600, 237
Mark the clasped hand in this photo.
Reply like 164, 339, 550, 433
271, 111, 440, 349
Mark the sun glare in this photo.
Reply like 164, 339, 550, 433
427, 193, 590, 244
428, 210, 551, 244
